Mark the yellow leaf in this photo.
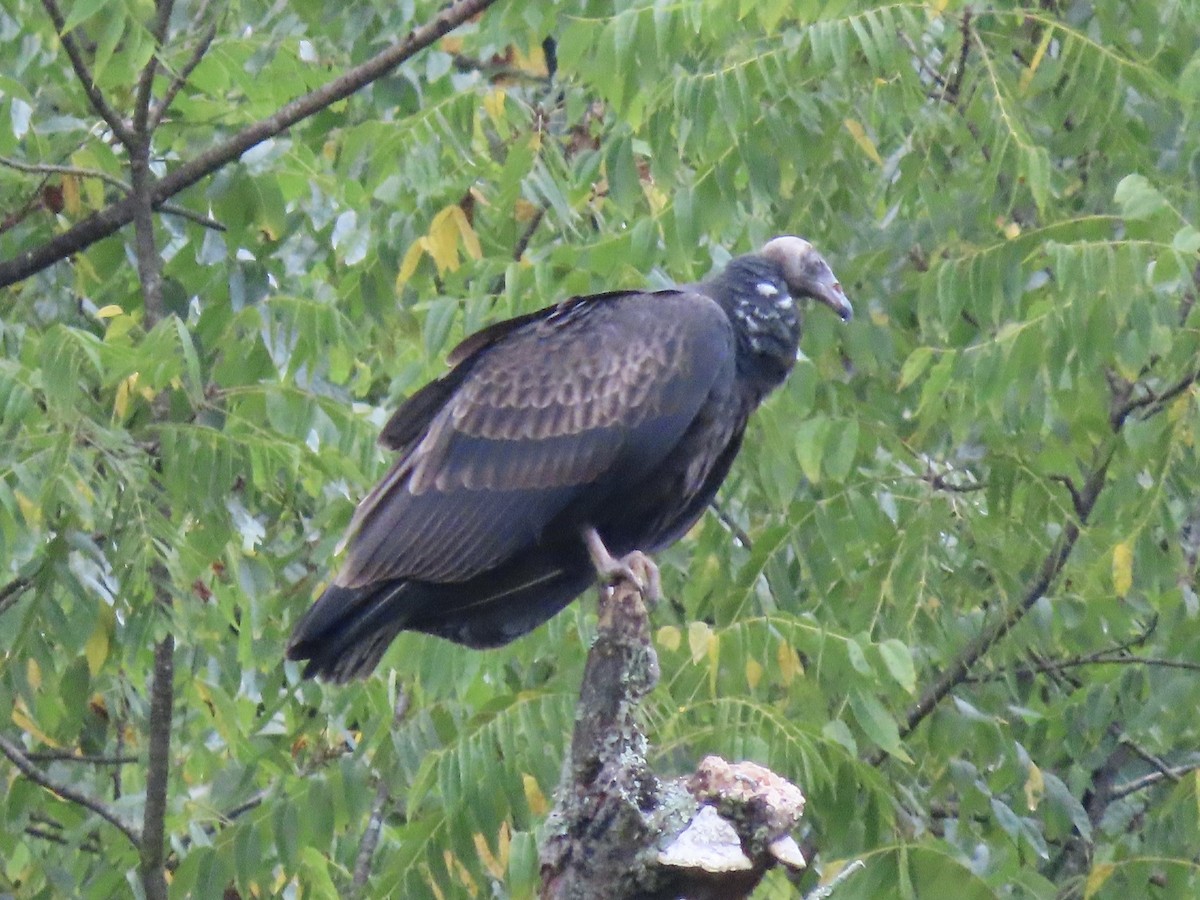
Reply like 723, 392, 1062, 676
1195, 770, 1200, 822
929, 0, 948, 14
12, 698, 59, 748
96, 304, 124, 319
113, 372, 139, 420
523, 773, 549, 816
688, 621, 713, 664
842, 118, 882, 166
27, 658, 42, 692
396, 240, 426, 289
512, 44, 548, 76
62, 174, 81, 216
449, 206, 482, 260
483, 88, 507, 124
1112, 541, 1133, 596
656, 625, 681, 652
1020, 28, 1054, 93
85, 617, 109, 676
777, 640, 803, 686
473, 830, 507, 880
745, 658, 764, 690
514, 198, 540, 222
1024, 763, 1044, 811
445, 850, 479, 895
426, 208, 461, 274
1084, 862, 1115, 899
15, 490, 41, 528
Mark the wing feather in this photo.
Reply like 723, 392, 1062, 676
336, 289, 734, 587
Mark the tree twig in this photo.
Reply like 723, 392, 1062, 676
0, 575, 32, 616
352, 688, 408, 894
2, 0, 505, 288
872, 449, 1112, 765
0, 155, 226, 230
39, 0, 133, 146
134, 0, 174, 141
25, 750, 139, 765
1112, 762, 1200, 802
150, 2, 217, 130
0, 732, 142, 847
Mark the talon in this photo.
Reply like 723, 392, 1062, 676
583, 528, 661, 602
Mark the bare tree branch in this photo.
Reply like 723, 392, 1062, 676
25, 750, 139, 765
1112, 762, 1200, 802
0, 575, 32, 616
150, 1, 217, 130
2, 0, 505, 288
352, 688, 408, 894
0, 155, 225, 230
1111, 368, 1200, 429
134, 0, 175, 137
0, 732, 142, 847
139, 633, 174, 900
40, 0, 133, 146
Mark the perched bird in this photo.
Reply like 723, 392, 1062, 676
288, 236, 851, 681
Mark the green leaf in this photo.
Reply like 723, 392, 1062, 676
850, 691, 911, 762
1114, 173, 1167, 219
878, 639, 916, 694
61, 0, 119, 33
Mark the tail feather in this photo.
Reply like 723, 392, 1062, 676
286, 580, 412, 683
287, 548, 597, 681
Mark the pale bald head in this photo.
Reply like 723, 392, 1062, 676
760, 235, 852, 322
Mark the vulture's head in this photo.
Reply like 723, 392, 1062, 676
711, 235, 851, 384
759, 235, 853, 323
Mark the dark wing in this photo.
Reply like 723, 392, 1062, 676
335, 289, 734, 588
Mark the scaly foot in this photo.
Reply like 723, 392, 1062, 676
583, 527, 662, 603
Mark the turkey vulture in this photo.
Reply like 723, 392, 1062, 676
288, 236, 851, 681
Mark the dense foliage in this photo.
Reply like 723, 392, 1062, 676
2, 0, 1199, 896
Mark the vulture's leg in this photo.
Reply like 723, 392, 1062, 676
582, 527, 662, 603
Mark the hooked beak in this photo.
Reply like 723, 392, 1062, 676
809, 272, 853, 322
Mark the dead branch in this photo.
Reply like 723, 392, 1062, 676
540, 576, 808, 899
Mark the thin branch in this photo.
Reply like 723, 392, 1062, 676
488, 203, 547, 294
804, 859, 866, 900
1111, 762, 1200, 802
0, 732, 142, 847
2, 0, 505, 288
219, 788, 270, 824
25, 750, 139, 765
0, 155, 225, 231
938, 9, 973, 105
0, 575, 32, 616
925, 471, 987, 493
139, 633, 174, 900
133, 0, 175, 137
352, 779, 391, 894
1112, 369, 1200, 428
40, 0, 133, 146
352, 688, 408, 894
710, 500, 753, 550
1, 154, 128, 191
150, 2, 217, 130
1118, 736, 1181, 785
1049, 474, 1085, 517
25, 825, 102, 853
873, 450, 1112, 765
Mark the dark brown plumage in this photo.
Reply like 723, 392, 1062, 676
287, 236, 851, 681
